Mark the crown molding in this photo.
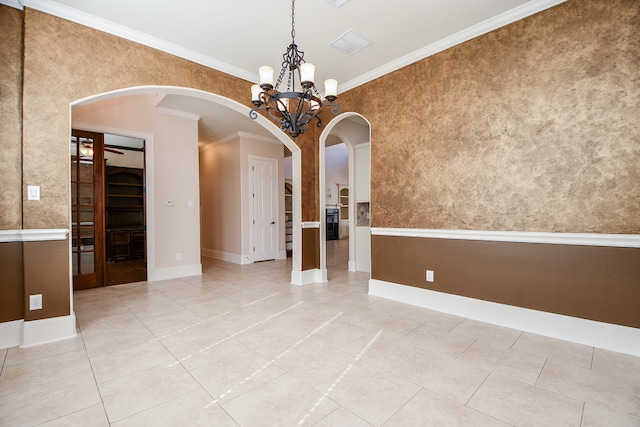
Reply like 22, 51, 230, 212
0, 0, 24, 9
237, 131, 279, 145
20, 0, 566, 94
200, 131, 278, 151
155, 106, 201, 121
22, 0, 258, 83
339, 0, 567, 93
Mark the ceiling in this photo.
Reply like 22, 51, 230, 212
10, 0, 565, 144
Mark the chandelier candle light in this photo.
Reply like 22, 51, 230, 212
250, 0, 340, 138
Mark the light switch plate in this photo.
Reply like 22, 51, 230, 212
27, 185, 40, 201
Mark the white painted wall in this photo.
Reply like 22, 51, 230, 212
355, 142, 371, 273
324, 143, 348, 206
199, 137, 242, 261
199, 132, 285, 263
73, 94, 202, 279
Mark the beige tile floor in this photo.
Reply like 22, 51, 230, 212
1, 240, 640, 426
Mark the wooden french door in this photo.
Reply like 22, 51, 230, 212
71, 130, 105, 290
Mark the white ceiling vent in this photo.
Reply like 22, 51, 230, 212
326, 0, 349, 8
330, 29, 372, 55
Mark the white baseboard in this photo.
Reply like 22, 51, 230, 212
0, 319, 23, 349
148, 263, 202, 281
21, 314, 77, 348
369, 279, 640, 357
202, 248, 252, 264
291, 268, 324, 286
348, 260, 356, 272
277, 250, 287, 260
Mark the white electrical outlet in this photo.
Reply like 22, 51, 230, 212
426, 270, 434, 282
176, 253, 182, 261
29, 294, 43, 310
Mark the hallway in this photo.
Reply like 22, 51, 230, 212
1, 247, 639, 426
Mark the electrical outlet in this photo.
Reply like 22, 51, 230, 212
29, 294, 43, 310
426, 270, 434, 282
176, 253, 182, 261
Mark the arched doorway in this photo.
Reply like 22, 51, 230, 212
70, 86, 304, 287
319, 113, 371, 281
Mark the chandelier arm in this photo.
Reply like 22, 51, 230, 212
248, 0, 339, 139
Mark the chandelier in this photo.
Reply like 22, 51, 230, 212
250, 0, 340, 138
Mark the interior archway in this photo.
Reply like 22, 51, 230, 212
69, 86, 304, 287
319, 113, 371, 281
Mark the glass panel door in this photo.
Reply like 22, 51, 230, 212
71, 130, 105, 289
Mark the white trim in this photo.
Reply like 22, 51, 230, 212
201, 248, 252, 265
147, 263, 202, 282
277, 250, 287, 260
0, 0, 23, 10
22, 0, 257, 83
200, 132, 279, 152
18, 0, 565, 93
291, 268, 324, 286
371, 228, 640, 248
0, 229, 69, 243
0, 320, 23, 349
238, 132, 280, 145
156, 106, 201, 121
301, 221, 321, 229
339, 0, 567, 93
21, 314, 77, 348
369, 279, 640, 357
249, 155, 280, 263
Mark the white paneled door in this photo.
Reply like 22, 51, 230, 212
251, 157, 278, 262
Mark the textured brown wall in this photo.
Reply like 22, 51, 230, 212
302, 228, 320, 271
0, 242, 24, 323
11, 7, 323, 322
372, 235, 640, 328
340, 0, 640, 233
21, 8, 250, 230
0, 6, 24, 230
22, 239, 70, 321
295, 129, 319, 221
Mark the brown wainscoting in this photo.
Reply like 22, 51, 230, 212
0, 241, 24, 323
302, 227, 320, 271
23, 239, 71, 321
371, 235, 640, 329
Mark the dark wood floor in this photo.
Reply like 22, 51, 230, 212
106, 258, 146, 286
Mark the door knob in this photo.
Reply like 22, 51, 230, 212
271, 221, 275, 224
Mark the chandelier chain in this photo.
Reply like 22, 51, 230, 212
249, 0, 339, 138
290, 0, 296, 43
